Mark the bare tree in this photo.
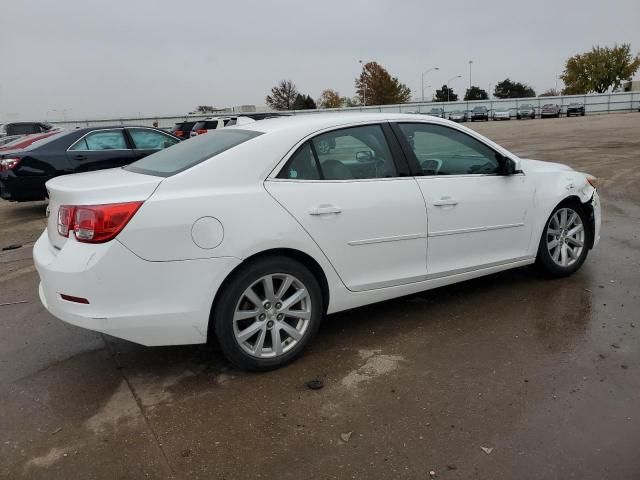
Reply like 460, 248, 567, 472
266, 80, 299, 110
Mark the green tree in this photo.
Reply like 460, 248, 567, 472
266, 80, 299, 110
355, 61, 412, 105
293, 94, 317, 110
561, 44, 640, 94
464, 86, 489, 101
539, 88, 561, 97
493, 78, 536, 98
434, 84, 458, 102
318, 89, 343, 108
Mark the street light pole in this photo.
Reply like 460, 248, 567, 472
446, 75, 462, 102
359, 60, 367, 106
468, 60, 473, 90
421, 67, 439, 102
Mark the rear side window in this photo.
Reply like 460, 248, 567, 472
205, 121, 219, 129
280, 143, 320, 180
128, 128, 179, 149
125, 129, 262, 177
278, 125, 397, 180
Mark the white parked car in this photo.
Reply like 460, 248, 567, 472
34, 113, 601, 370
189, 116, 255, 137
493, 107, 514, 120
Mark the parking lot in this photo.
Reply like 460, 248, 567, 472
1, 113, 639, 479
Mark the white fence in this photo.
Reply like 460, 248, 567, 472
44, 91, 640, 130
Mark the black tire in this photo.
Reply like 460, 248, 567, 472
535, 201, 592, 277
212, 256, 324, 371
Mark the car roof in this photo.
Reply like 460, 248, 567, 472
238, 112, 456, 135
69, 126, 170, 134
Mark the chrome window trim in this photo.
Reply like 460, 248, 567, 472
66, 128, 128, 152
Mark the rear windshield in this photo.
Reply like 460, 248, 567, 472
125, 129, 262, 177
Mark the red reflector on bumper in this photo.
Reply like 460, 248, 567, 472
60, 294, 90, 304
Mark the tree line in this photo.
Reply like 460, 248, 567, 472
221, 43, 640, 111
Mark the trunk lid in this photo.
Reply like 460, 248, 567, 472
46, 168, 162, 250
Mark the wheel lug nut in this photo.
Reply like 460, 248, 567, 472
259, 314, 266, 320
264, 302, 271, 309
275, 302, 282, 309
267, 320, 274, 328
277, 313, 283, 321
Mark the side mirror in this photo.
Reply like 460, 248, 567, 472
497, 153, 521, 175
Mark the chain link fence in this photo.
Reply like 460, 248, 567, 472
42, 91, 640, 130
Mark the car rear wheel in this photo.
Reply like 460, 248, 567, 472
213, 256, 323, 371
536, 203, 591, 277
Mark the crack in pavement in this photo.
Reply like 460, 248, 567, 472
102, 335, 177, 479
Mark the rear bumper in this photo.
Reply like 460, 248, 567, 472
0, 173, 48, 201
34, 231, 241, 346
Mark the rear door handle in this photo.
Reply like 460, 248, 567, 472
309, 205, 342, 215
432, 197, 458, 206
73, 155, 88, 160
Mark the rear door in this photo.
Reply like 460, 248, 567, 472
66, 128, 134, 172
265, 123, 428, 292
126, 128, 180, 161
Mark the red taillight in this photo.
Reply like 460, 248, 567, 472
57, 202, 143, 243
174, 131, 184, 137
196, 129, 207, 135
0, 157, 21, 172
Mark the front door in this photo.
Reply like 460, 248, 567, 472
66, 128, 133, 172
266, 123, 428, 292
392, 122, 536, 276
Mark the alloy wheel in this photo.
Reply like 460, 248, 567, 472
546, 207, 585, 267
233, 274, 312, 358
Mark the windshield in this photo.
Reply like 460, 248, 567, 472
520, 104, 533, 109
473, 107, 486, 111
125, 128, 263, 177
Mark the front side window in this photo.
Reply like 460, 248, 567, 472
128, 128, 179, 150
282, 124, 397, 180
70, 130, 128, 151
397, 123, 501, 176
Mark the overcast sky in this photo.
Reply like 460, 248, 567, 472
1, 0, 639, 120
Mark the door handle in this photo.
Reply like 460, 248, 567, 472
432, 197, 458, 206
73, 155, 88, 160
309, 205, 342, 215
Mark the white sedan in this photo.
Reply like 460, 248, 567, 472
34, 113, 601, 370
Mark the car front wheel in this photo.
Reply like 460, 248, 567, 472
213, 256, 323, 371
536, 203, 591, 277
